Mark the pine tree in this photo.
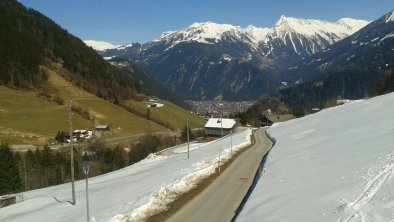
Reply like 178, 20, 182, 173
0, 144, 22, 195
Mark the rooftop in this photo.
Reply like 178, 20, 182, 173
205, 118, 236, 129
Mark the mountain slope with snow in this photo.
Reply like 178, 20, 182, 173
84, 40, 120, 51
279, 9, 394, 83
237, 93, 394, 222
0, 129, 252, 222
102, 16, 368, 100
152, 17, 368, 52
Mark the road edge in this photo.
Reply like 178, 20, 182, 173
147, 130, 257, 222
231, 129, 275, 222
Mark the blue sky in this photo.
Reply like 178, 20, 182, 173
19, 0, 394, 45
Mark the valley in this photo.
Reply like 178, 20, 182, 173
0, 1, 393, 222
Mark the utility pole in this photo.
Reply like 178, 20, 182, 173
218, 105, 223, 173
230, 129, 233, 156
82, 161, 92, 222
68, 101, 76, 205
187, 119, 190, 159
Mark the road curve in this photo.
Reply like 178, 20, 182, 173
166, 128, 272, 222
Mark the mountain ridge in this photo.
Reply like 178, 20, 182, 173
100, 15, 368, 101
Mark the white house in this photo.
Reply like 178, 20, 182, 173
204, 118, 236, 136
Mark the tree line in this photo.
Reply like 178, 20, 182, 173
0, 132, 197, 196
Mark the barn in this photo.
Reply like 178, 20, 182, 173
204, 118, 236, 137
260, 114, 295, 126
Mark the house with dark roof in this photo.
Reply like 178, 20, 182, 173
95, 125, 110, 132
261, 114, 295, 126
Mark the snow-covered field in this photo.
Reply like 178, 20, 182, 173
0, 129, 252, 222
238, 93, 394, 222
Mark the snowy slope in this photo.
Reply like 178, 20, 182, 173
237, 93, 394, 221
0, 130, 252, 222
84, 40, 120, 51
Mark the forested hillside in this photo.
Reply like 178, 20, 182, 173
0, 0, 141, 103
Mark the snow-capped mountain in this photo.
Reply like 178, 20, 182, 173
152, 17, 367, 56
280, 9, 394, 82
101, 15, 369, 101
239, 92, 394, 222
84, 40, 120, 51
266, 10, 394, 110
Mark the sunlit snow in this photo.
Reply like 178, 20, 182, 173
148, 17, 369, 52
237, 93, 394, 222
83, 40, 120, 51
0, 130, 252, 222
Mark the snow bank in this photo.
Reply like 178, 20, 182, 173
112, 130, 252, 222
237, 93, 394, 222
173, 143, 207, 153
0, 129, 252, 222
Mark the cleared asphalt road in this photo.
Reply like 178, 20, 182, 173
166, 128, 272, 222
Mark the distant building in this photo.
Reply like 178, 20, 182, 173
74, 129, 93, 139
149, 97, 159, 102
261, 114, 295, 126
96, 125, 110, 132
204, 118, 236, 136
311, 108, 320, 113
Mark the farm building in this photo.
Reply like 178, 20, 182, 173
260, 114, 295, 126
96, 125, 110, 132
205, 118, 236, 136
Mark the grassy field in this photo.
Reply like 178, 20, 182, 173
125, 100, 205, 131
0, 86, 91, 145
0, 64, 204, 145
44, 65, 169, 135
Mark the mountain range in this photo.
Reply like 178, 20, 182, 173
274, 9, 394, 109
91, 16, 369, 100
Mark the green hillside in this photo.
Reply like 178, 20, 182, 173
0, 64, 204, 145
110, 58, 190, 109
0, 0, 140, 103
0, 0, 205, 145
125, 100, 204, 131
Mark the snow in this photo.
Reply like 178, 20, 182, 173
371, 37, 380, 42
244, 25, 270, 44
173, 143, 208, 154
146, 103, 164, 108
272, 16, 368, 44
0, 129, 252, 222
385, 10, 394, 23
83, 40, 120, 51
237, 93, 394, 222
379, 32, 394, 42
205, 118, 236, 129
115, 43, 134, 50
150, 16, 368, 52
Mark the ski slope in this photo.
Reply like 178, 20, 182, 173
237, 93, 394, 222
0, 129, 252, 222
